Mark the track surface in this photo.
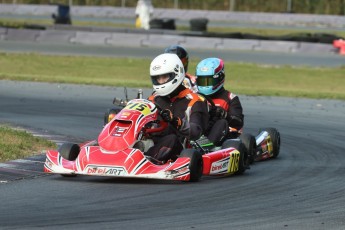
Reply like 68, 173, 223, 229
1, 40, 344, 67
1, 80, 345, 229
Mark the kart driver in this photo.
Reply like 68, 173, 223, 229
164, 45, 198, 92
145, 53, 209, 163
195, 57, 244, 146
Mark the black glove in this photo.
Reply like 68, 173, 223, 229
210, 106, 226, 119
161, 109, 182, 130
229, 116, 243, 128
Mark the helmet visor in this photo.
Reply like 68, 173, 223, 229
151, 72, 176, 85
197, 75, 221, 87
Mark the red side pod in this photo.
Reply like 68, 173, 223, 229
202, 148, 235, 175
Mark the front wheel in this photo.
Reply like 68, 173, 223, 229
179, 149, 203, 182
58, 142, 80, 161
58, 142, 80, 177
240, 133, 256, 164
222, 139, 247, 174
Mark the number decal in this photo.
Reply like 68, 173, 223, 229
125, 102, 151, 115
228, 151, 240, 173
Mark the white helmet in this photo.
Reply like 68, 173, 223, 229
150, 53, 185, 96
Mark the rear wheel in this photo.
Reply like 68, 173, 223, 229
180, 149, 203, 182
222, 140, 247, 174
258, 127, 281, 158
240, 133, 256, 164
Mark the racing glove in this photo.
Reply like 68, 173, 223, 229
228, 115, 243, 128
209, 106, 227, 120
161, 109, 182, 130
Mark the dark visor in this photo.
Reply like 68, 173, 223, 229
197, 75, 220, 87
151, 72, 176, 85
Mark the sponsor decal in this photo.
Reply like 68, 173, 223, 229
211, 160, 229, 174
121, 112, 130, 117
201, 67, 208, 72
112, 127, 127, 137
169, 167, 189, 175
152, 65, 161, 71
86, 166, 126, 176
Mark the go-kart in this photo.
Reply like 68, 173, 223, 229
103, 89, 281, 165
195, 93, 281, 165
195, 127, 281, 165
44, 97, 248, 182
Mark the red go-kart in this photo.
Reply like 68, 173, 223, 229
44, 98, 249, 182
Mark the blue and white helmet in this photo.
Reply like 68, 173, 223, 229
196, 57, 225, 95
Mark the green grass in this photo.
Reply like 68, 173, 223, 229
0, 125, 57, 162
0, 52, 344, 100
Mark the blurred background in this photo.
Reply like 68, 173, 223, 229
1, 0, 345, 15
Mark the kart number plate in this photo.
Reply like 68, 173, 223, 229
125, 102, 151, 116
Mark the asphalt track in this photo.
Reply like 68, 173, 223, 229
0, 40, 344, 67
1, 79, 345, 229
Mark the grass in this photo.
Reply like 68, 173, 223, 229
0, 125, 57, 162
0, 52, 345, 100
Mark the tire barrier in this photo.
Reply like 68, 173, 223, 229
190, 18, 208, 32
149, 18, 176, 30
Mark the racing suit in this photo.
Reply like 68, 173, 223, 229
205, 87, 244, 145
146, 85, 209, 162
183, 73, 198, 93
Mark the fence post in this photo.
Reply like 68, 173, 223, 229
174, 0, 179, 9
287, 0, 293, 13
230, 0, 236, 11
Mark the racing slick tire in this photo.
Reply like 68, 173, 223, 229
180, 149, 203, 182
104, 107, 122, 126
222, 140, 247, 175
240, 133, 256, 164
58, 142, 80, 161
58, 142, 80, 177
258, 127, 281, 158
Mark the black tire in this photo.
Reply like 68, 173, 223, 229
104, 107, 122, 126
58, 142, 80, 161
149, 18, 164, 29
258, 127, 281, 158
190, 18, 208, 32
222, 139, 247, 174
240, 133, 256, 164
180, 149, 203, 182
162, 18, 176, 30
58, 142, 80, 177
